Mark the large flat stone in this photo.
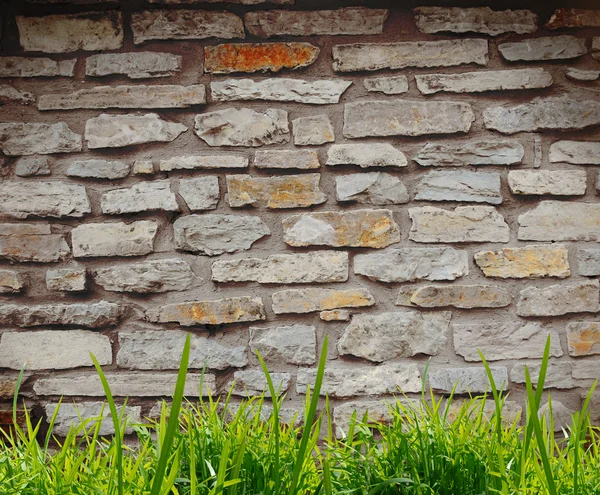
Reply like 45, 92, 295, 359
174, 214, 269, 256
402, 285, 511, 309
283, 209, 400, 248
226, 174, 326, 208
338, 311, 451, 362
344, 100, 474, 138
415, 171, 502, 204
0, 122, 82, 156
85, 52, 182, 79
327, 143, 407, 168
101, 180, 179, 214
545, 9, 600, 29
332, 39, 488, 72
159, 155, 248, 170
414, 140, 524, 167
518, 201, 600, 241
498, 36, 586, 61
66, 159, 130, 179
333, 399, 399, 437
567, 322, 600, 357
517, 281, 600, 317
0, 57, 76, 77
355, 247, 469, 283
46, 267, 86, 292
335, 173, 409, 205
475, 245, 570, 279
0, 270, 23, 294
195, 108, 288, 147
292, 115, 334, 146
429, 367, 508, 394
179, 176, 220, 211
0, 224, 69, 262
409, 206, 510, 243
271, 287, 374, 314
72, 220, 157, 258
508, 170, 586, 195
14, 157, 52, 178
46, 403, 140, 437
549, 141, 600, 165
566, 68, 600, 81
85, 113, 187, 149
227, 371, 291, 397
212, 251, 348, 283
0, 85, 34, 105
578, 249, 600, 276
511, 361, 575, 389
0, 181, 90, 219
254, 150, 319, 170
363, 75, 409, 94
250, 325, 316, 365
131, 10, 244, 43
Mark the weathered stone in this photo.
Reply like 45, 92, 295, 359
85, 113, 187, 149
179, 176, 220, 211
0, 270, 22, 294
147, 296, 266, 326
0, 330, 111, 370
517, 280, 600, 317
228, 371, 291, 397
511, 361, 575, 389
545, 8, 600, 29
94, 259, 195, 293
539, 401, 575, 433
15, 156, 50, 177
414, 140, 524, 167
226, 173, 326, 208
0, 224, 69, 262
415, 171, 502, 204
0, 378, 17, 399
195, 108, 289, 147
332, 39, 488, 72
409, 206, 510, 243
133, 160, 153, 175
566, 68, 600, 81
355, 247, 469, 283
0, 57, 75, 77
292, 115, 334, 146
572, 360, 600, 382
403, 285, 511, 309
245, 8, 387, 37
272, 287, 374, 314
101, 180, 179, 215
414, 7, 537, 35
174, 214, 269, 256
131, 10, 244, 44
250, 325, 316, 365
475, 245, 570, 279
16, 12, 123, 53
0, 301, 120, 328
594, 38, 600, 60
429, 367, 508, 394
327, 144, 407, 168
549, 141, 600, 165
66, 159, 130, 180
518, 201, 600, 241
578, 249, 600, 276
254, 150, 319, 170
333, 399, 398, 437
205, 42, 319, 74
498, 36, 586, 61
320, 309, 350, 321
338, 311, 451, 362
508, 170, 586, 196
212, 251, 348, 284
46, 267, 86, 291
39, 84, 206, 110
0, 122, 82, 156
416, 68, 552, 94
0, 181, 90, 219
283, 209, 400, 248
46, 403, 140, 437
0, 85, 34, 105
338, 174, 406, 207
117, 330, 246, 370
363, 75, 408, 94
72, 221, 157, 258
86, 52, 182, 79
297, 364, 422, 397
485, 97, 600, 134
211, 78, 351, 104
159, 155, 248, 171
445, 399, 522, 425
344, 100, 474, 138
454, 322, 562, 362
567, 322, 600, 357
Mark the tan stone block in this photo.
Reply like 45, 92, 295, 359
272, 288, 374, 314
320, 309, 351, 321
567, 322, 600, 357
475, 245, 570, 279
402, 285, 511, 309
0, 270, 23, 293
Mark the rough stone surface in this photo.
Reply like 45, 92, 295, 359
498, 36, 586, 61
86, 52, 182, 79
66, 159, 130, 179
320, 309, 350, 321
517, 280, 600, 317
414, 7, 537, 35
508, 170, 586, 196
446, 399, 522, 425
594, 37, 600, 60
567, 322, 600, 357
409, 206, 510, 243
16, 12, 123, 53
511, 361, 575, 389
0, 57, 76, 77
403, 285, 511, 309
293, 115, 334, 146
15, 156, 50, 177
545, 8, 600, 29
0, 224, 69, 262
0, 85, 34, 105
338, 311, 451, 362
475, 245, 570, 279
344, 100, 474, 138
518, 201, 600, 241
93, 259, 195, 293
101, 180, 179, 215
271, 287, 374, 314
173, 214, 269, 256
415, 171, 502, 204
85, 113, 187, 149
179, 176, 220, 211
430, 367, 508, 394
327, 144, 407, 168
204, 43, 319, 74
539, 401, 575, 432
46, 267, 87, 291
133, 160, 153, 175
0, 330, 111, 370
332, 39, 488, 72
578, 249, 600, 276
117, 330, 246, 370
212, 251, 348, 284
46, 403, 140, 437
195, 108, 289, 147
454, 322, 563, 362
549, 141, 600, 165
363, 75, 408, 94
254, 150, 319, 170
226, 173, 326, 208
566, 68, 600, 81
147, 296, 266, 326
283, 209, 401, 248
228, 371, 291, 397
0, 270, 23, 294
335, 173, 409, 205
413, 141, 524, 167
72, 221, 157, 258
131, 10, 244, 44
333, 399, 397, 437
249, 325, 316, 365
0, 122, 82, 156
159, 155, 248, 170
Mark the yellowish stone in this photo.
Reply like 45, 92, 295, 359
475, 245, 570, 278
272, 288, 375, 314
567, 322, 600, 356
320, 309, 351, 321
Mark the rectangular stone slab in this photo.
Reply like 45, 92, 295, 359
0, 57, 76, 77
250, 325, 316, 365
0, 122, 82, 156
0, 224, 69, 262
517, 280, 600, 317
545, 9, 600, 29
414, 171, 502, 204
429, 367, 508, 394
567, 322, 600, 357
159, 155, 248, 170
498, 36, 586, 61
507, 170, 586, 196
577, 249, 600, 276
254, 150, 320, 169
71, 221, 157, 257
518, 201, 600, 241
271, 287, 375, 314
474, 245, 570, 278
413, 140, 524, 167
85, 52, 182, 79
101, 180, 179, 214
549, 141, 600, 165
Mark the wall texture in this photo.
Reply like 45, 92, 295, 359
0, 0, 600, 435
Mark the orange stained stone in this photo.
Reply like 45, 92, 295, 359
567, 323, 600, 356
152, 297, 266, 326
475, 245, 570, 279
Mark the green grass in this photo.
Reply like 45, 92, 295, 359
1, 335, 599, 494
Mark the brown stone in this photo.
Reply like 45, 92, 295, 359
567, 322, 600, 357
545, 9, 600, 29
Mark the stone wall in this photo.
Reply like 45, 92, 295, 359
1, 0, 600, 435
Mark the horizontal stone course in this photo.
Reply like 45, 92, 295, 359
549, 141, 600, 165
250, 325, 316, 365
85, 52, 182, 79
475, 245, 570, 279
271, 287, 374, 314
517, 281, 600, 317
0, 122, 82, 156
0, 270, 23, 294
518, 201, 600, 241
414, 171, 502, 204
0, 224, 69, 263
0, 57, 76, 77
429, 367, 508, 394
72, 221, 157, 258
498, 36, 586, 61
413, 141, 524, 167
101, 180, 179, 215
508, 170, 586, 196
